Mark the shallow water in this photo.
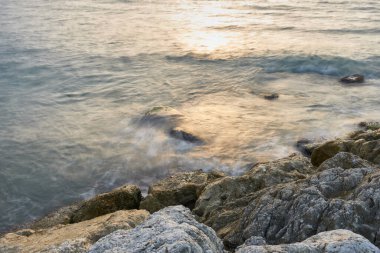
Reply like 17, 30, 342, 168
0, 0, 380, 232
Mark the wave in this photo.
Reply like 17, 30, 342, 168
164, 53, 380, 78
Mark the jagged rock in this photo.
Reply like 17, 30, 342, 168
194, 152, 380, 249
193, 154, 314, 239
89, 206, 224, 253
236, 230, 380, 253
340, 74, 365, 84
30, 185, 141, 229
311, 129, 380, 166
71, 185, 141, 223
140, 170, 224, 213
0, 210, 149, 253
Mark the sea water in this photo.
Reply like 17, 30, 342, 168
0, 0, 379, 232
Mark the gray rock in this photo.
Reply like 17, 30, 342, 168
236, 229, 380, 253
193, 154, 314, 237
140, 170, 224, 213
195, 152, 380, 249
89, 205, 224, 253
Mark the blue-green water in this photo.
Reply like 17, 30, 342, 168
1, 0, 380, 232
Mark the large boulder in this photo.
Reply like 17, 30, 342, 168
311, 129, 380, 166
0, 210, 149, 253
30, 185, 142, 229
89, 205, 224, 253
140, 170, 224, 213
236, 230, 380, 253
70, 185, 141, 223
193, 154, 314, 237
194, 152, 380, 249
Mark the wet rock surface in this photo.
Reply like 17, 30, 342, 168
236, 230, 380, 253
0, 210, 149, 253
89, 206, 224, 253
140, 170, 224, 213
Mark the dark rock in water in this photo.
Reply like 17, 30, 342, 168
71, 185, 141, 223
340, 74, 364, 84
263, 93, 279, 100
195, 152, 380, 249
89, 206, 225, 253
236, 230, 380, 253
296, 138, 319, 156
169, 127, 204, 144
140, 170, 224, 213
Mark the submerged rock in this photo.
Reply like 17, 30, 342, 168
194, 152, 380, 249
89, 206, 224, 253
140, 170, 224, 213
30, 185, 142, 229
340, 74, 365, 84
236, 230, 380, 253
359, 121, 380, 131
263, 93, 279, 100
296, 138, 321, 157
0, 210, 149, 253
169, 127, 204, 144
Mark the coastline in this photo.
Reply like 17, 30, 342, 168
1, 123, 379, 252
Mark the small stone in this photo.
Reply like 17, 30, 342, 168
263, 93, 279, 100
169, 128, 204, 144
340, 74, 364, 84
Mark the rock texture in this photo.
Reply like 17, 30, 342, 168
194, 152, 380, 249
311, 129, 380, 166
89, 205, 224, 253
194, 154, 314, 239
0, 210, 149, 253
140, 170, 224, 213
30, 185, 141, 229
236, 230, 380, 253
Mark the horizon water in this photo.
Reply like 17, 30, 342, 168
1, 0, 380, 233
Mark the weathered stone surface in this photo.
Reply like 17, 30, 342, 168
140, 170, 224, 213
359, 121, 380, 131
71, 185, 141, 223
340, 74, 365, 84
194, 154, 314, 234
195, 152, 380, 249
236, 230, 380, 253
89, 205, 224, 253
311, 128, 380, 166
29, 185, 141, 229
0, 210, 149, 253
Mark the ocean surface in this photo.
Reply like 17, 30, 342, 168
1, 0, 380, 233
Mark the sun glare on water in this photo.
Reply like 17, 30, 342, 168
173, 2, 250, 57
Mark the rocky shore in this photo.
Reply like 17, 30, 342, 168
1, 122, 380, 252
